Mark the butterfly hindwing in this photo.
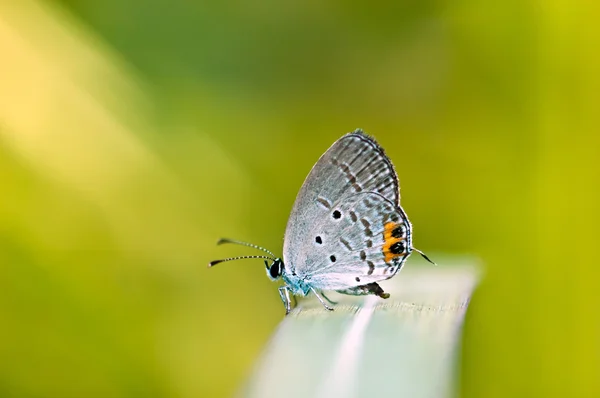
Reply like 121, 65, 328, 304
296, 191, 412, 291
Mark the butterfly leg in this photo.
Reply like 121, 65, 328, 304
310, 287, 334, 311
336, 282, 390, 299
278, 286, 293, 315
320, 291, 338, 305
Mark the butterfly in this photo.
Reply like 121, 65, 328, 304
209, 129, 434, 314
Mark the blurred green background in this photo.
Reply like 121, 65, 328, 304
0, 0, 598, 397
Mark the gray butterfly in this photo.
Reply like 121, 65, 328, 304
210, 129, 434, 314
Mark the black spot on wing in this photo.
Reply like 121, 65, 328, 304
392, 225, 405, 239
390, 241, 405, 254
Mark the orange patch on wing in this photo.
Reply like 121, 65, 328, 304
382, 221, 404, 263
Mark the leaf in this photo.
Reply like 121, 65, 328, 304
239, 262, 479, 398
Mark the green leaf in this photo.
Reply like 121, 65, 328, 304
239, 262, 479, 398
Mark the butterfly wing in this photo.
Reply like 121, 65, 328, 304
283, 129, 410, 288
289, 191, 412, 290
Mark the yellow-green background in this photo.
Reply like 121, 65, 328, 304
0, 1, 598, 397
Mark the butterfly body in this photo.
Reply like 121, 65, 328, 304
210, 129, 433, 314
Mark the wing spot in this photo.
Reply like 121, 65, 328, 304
392, 225, 405, 239
367, 261, 375, 275
332, 210, 342, 219
331, 151, 362, 192
339, 162, 363, 192
366, 240, 373, 248
360, 218, 371, 228
315, 236, 322, 244
383, 222, 406, 262
330, 255, 337, 263
340, 238, 352, 251
355, 277, 361, 282
360, 250, 366, 261
390, 241, 405, 255
349, 211, 358, 223
317, 197, 332, 210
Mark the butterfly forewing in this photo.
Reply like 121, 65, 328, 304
283, 130, 406, 282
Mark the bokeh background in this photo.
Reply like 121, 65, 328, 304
1, 1, 598, 397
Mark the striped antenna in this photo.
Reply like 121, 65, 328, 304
208, 255, 275, 268
216, 238, 276, 258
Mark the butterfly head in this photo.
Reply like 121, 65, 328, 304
265, 258, 284, 281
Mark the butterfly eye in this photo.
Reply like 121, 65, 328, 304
269, 259, 283, 279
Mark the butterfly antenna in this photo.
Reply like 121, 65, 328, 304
208, 255, 275, 268
216, 238, 276, 258
412, 247, 437, 266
